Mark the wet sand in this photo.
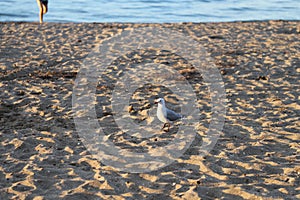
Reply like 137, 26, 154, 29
0, 21, 299, 199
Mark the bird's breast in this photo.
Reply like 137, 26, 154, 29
157, 106, 168, 123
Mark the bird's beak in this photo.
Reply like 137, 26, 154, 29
154, 99, 159, 104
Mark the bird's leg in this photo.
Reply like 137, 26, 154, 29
162, 123, 171, 132
166, 123, 170, 132
161, 123, 167, 130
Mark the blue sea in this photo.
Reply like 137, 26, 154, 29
0, 0, 299, 23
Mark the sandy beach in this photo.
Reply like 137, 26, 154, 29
0, 21, 299, 199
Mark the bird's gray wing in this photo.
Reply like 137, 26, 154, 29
166, 108, 182, 121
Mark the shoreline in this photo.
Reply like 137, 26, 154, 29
0, 20, 299, 199
1, 19, 299, 24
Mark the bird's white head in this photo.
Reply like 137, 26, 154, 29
154, 98, 165, 106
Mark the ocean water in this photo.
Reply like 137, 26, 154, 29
0, 0, 299, 23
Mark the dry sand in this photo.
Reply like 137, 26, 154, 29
0, 21, 299, 199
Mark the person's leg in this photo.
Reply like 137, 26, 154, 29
36, 0, 44, 23
36, 0, 48, 23
42, 1, 48, 14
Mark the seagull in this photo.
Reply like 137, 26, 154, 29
154, 97, 183, 131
